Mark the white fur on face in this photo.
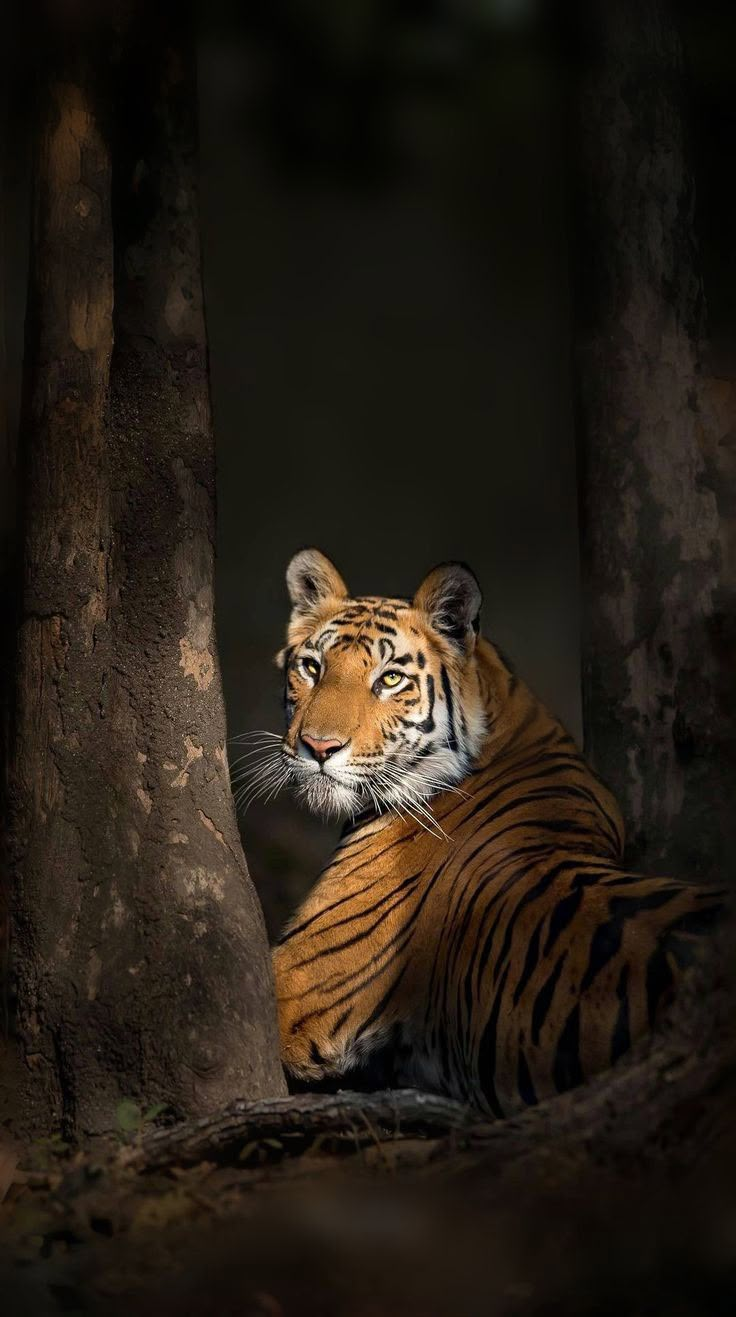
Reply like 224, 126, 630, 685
279, 625, 485, 836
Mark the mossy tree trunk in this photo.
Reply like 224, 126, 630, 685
572, 0, 736, 884
6, 5, 285, 1138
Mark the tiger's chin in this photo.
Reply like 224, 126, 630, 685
292, 771, 363, 821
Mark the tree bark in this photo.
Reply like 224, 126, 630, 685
572, 0, 736, 883
0, 9, 12, 1020
0, 0, 27, 1000
6, 9, 285, 1138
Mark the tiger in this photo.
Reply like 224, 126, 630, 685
261, 548, 726, 1116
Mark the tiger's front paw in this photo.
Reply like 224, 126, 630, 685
280, 1027, 329, 1081
277, 995, 337, 1082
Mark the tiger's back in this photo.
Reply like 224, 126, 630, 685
267, 551, 726, 1115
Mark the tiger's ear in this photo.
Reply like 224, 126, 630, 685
285, 548, 349, 624
414, 562, 482, 654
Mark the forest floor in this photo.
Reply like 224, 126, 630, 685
1, 957, 734, 1316
1, 1095, 735, 1317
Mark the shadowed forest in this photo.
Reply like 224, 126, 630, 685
0, 1, 735, 1313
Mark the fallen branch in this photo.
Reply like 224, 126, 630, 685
125, 1088, 473, 1172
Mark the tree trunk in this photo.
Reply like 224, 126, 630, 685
0, 0, 27, 963
6, 9, 285, 1138
1, 10, 36, 1130
0, 11, 12, 1014
572, 0, 736, 883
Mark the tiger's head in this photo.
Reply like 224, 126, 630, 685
269, 549, 487, 820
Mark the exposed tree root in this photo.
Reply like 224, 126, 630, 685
123, 1088, 473, 1173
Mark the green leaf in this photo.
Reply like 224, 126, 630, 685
115, 1099, 142, 1133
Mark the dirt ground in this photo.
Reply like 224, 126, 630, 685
1, 940, 733, 1316
1, 1103, 735, 1317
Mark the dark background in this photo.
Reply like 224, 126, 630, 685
203, 2, 577, 931
3, 0, 735, 934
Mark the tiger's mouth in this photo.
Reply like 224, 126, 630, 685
282, 743, 456, 837
228, 728, 459, 836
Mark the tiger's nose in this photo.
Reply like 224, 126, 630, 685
299, 733, 345, 764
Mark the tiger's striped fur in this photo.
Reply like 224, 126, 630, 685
268, 551, 725, 1115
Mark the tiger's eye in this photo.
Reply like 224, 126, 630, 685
380, 671, 403, 688
302, 657, 320, 680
